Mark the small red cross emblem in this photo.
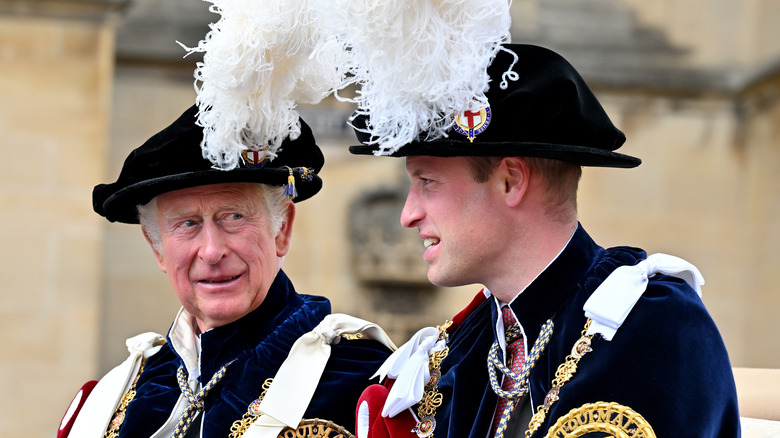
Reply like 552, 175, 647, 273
462, 110, 482, 128
242, 148, 268, 167
245, 150, 262, 163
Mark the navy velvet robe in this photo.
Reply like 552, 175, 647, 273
117, 270, 391, 437
432, 225, 740, 437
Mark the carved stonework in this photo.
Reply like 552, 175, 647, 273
349, 183, 432, 287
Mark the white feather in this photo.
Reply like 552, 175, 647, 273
183, 0, 513, 166
182, 0, 348, 170
320, 0, 513, 155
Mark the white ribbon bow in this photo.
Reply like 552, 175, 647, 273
67, 332, 165, 438
584, 253, 704, 341
243, 314, 396, 438
371, 326, 446, 418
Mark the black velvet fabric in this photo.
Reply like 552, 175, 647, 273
93, 105, 325, 224
116, 270, 391, 437
349, 44, 641, 168
423, 225, 740, 438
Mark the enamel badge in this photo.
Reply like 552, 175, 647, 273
241, 146, 270, 168
452, 100, 491, 142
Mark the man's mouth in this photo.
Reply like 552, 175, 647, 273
424, 238, 440, 249
200, 275, 241, 284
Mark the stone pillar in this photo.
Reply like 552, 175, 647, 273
0, 1, 123, 436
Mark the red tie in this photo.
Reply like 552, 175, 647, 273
491, 306, 525, 436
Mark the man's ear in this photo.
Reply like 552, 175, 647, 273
275, 201, 296, 257
143, 228, 166, 273
500, 157, 530, 207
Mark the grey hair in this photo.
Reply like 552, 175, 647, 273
138, 197, 161, 251
137, 184, 291, 252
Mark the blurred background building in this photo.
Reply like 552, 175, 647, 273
1, 0, 779, 436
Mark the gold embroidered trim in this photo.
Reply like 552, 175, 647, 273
228, 377, 274, 438
525, 319, 594, 438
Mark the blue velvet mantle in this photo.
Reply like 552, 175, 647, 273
431, 225, 740, 438
117, 270, 391, 437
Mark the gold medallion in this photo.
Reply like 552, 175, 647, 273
545, 402, 655, 438
278, 419, 354, 438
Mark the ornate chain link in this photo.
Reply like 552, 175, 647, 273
411, 320, 452, 438
526, 319, 593, 438
228, 378, 274, 438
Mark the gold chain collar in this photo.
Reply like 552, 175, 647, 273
229, 377, 274, 437
526, 319, 594, 437
411, 320, 453, 438
104, 359, 147, 438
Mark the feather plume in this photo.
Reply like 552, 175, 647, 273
321, 0, 513, 155
181, 0, 348, 170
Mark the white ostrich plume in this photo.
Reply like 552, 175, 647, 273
323, 0, 513, 155
181, 0, 348, 170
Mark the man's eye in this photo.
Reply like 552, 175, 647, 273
227, 213, 243, 221
181, 220, 198, 228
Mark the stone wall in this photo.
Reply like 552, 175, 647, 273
0, 2, 120, 437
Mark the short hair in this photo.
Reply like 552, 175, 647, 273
138, 184, 290, 252
465, 156, 582, 220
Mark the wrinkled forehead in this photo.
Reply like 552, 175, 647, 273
155, 183, 264, 214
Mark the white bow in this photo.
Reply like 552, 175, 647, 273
584, 253, 704, 341
243, 314, 396, 438
372, 326, 446, 417
67, 332, 165, 438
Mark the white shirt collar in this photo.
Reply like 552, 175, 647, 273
168, 307, 202, 381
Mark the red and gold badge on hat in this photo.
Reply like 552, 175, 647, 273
241, 145, 270, 168
452, 100, 491, 143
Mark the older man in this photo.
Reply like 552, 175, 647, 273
351, 44, 740, 438
58, 105, 393, 438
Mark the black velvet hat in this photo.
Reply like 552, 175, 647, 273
93, 105, 324, 224
349, 44, 640, 168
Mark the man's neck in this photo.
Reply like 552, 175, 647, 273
487, 221, 577, 303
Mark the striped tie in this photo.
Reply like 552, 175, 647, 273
171, 364, 228, 438
490, 307, 524, 436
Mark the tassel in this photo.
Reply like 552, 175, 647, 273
284, 167, 298, 200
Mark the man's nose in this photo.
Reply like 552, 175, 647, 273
400, 192, 423, 228
198, 221, 228, 264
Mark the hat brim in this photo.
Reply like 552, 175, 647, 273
348, 140, 641, 168
96, 167, 322, 224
